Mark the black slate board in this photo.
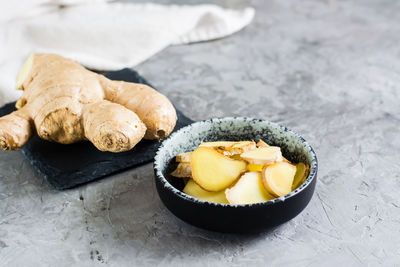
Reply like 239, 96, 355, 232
0, 69, 193, 190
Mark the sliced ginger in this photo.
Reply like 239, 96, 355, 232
170, 162, 192, 178
222, 141, 256, 156
200, 141, 256, 156
256, 139, 290, 163
262, 162, 297, 197
171, 139, 309, 205
230, 154, 242, 160
183, 179, 229, 204
175, 152, 192, 163
247, 164, 264, 172
199, 141, 236, 149
256, 139, 269, 148
225, 172, 274, 204
300, 164, 310, 185
190, 147, 247, 191
291, 162, 310, 190
240, 146, 283, 165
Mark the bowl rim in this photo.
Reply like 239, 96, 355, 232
154, 117, 318, 208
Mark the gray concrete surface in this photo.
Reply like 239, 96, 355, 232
1, 0, 400, 266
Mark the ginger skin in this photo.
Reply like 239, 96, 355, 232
0, 54, 177, 152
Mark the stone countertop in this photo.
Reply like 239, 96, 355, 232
1, 0, 400, 266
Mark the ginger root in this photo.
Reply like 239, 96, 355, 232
0, 54, 177, 152
0, 109, 32, 150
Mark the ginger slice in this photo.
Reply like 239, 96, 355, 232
240, 146, 283, 165
262, 162, 297, 197
300, 164, 310, 185
183, 179, 229, 204
291, 163, 310, 190
201, 140, 259, 149
256, 139, 269, 148
247, 164, 264, 172
191, 147, 247, 191
221, 141, 256, 156
225, 172, 274, 204
257, 139, 290, 163
170, 162, 192, 178
176, 152, 192, 163
199, 141, 236, 149
200, 141, 256, 156
230, 154, 242, 160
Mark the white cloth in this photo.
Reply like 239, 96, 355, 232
0, 1, 254, 105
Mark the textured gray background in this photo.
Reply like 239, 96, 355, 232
1, 0, 400, 266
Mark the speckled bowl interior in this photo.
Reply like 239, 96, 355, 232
153, 117, 318, 232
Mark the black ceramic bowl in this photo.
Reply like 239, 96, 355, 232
153, 117, 318, 233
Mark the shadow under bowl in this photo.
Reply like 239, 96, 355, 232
153, 117, 318, 233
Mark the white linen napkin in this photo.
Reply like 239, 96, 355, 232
0, 1, 254, 105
